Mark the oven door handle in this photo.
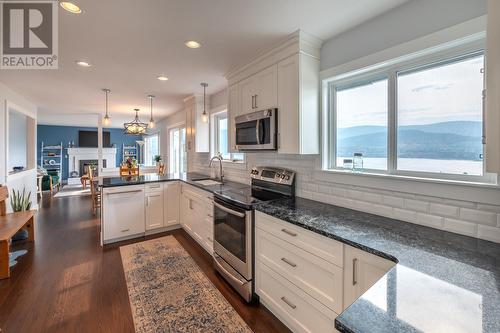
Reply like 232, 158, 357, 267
214, 201, 246, 218
214, 255, 246, 286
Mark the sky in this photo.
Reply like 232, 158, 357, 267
336, 54, 484, 128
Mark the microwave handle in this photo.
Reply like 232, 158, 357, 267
255, 119, 261, 144
214, 201, 246, 218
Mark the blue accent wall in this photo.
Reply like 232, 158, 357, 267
37, 125, 141, 180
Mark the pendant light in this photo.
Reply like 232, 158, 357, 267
102, 88, 111, 126
201, 82, 208, 123
148, 95, 155, 129
124, 108, 148, 135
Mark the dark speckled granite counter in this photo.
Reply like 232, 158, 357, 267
254, 197, 500, 333
99, 172, 249, 194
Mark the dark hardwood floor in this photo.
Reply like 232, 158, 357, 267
0, 194, 290, 333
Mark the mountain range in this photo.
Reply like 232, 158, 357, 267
338, 121, 483, 160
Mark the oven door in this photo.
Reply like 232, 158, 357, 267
235, 109, 276, 150
213, 198, 252, 280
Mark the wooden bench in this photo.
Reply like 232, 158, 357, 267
0, 186, 35, 279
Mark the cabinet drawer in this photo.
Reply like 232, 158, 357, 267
256, 261, 338, 333
256, 211, 343, 267
256, 229, 343, 313
145, 183, 163, 193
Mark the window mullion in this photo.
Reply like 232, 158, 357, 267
388, 71, 397, 174
329, 83, 337, 169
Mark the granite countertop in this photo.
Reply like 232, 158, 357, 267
254, 197, 500, 333
99, 172, 249, 196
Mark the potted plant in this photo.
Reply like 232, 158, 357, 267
154, 155, 162, 166
10, 187, 32, 242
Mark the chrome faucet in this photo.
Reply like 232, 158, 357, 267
209, 153, 224, 183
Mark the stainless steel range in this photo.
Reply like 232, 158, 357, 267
212, 166, 295, 302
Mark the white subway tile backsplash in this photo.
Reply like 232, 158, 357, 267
443, 218, 477, 237
477, 225, 500, 243
193, 153, 500, 243
429, 203, 459, 218
404, 199, 429, 213
476, 203, 500, 213
382, 195, 404, 208
318, 184, 332, 194
459, 208, 497, 226
416, 213, 443, 228
363, 192, 382, 204
393, 208, 417, 223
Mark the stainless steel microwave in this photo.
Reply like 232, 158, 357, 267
235, 108, 277, 151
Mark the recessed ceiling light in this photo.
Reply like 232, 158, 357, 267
60, 2, 82, 14
157, 75, 169, 81
76, 60, 91, 67
185, 40, 201, 49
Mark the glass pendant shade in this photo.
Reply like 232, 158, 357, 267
201, 82, 208, 123
124, 109, 148, 135
102, 88, 111, 126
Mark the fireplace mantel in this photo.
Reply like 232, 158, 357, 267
67, 148, 117, 184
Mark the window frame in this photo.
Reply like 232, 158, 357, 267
144, 132, 160, 166
212, 110, 245, 163
325, 44, 494, 184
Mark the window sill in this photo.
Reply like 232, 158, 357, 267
314, 168, 500, 205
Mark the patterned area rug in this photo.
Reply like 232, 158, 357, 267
120, 236, 253, 333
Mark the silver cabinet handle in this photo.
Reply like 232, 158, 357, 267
281, 228, 297, 237
353, 258, 358, 286
251, 95, 255, 109
107, 189, 142, 195
189, 198, 193, 210
281, 296, 296, 309
214, 201, 246, 218
121, 229, 130, 232
254, 94, 258, 109
281, 257, 297, 267
148, 184, 161, 188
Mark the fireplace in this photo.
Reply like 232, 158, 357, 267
79, 159, 106, 176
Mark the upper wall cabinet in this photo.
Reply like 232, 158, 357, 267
226, 30, 322, 155
184, 95, 209, 153
486, 0, 500, 173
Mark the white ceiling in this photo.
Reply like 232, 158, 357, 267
1, 0, 408, 127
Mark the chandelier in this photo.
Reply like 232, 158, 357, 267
124, 108, 148, 135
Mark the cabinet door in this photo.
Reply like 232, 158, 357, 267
239, 75, 257, 115
228, 84, 239, 153
103, 187, 145, 241
180, 191, 191, 231
164, 181, 180, 227
255, 65, 278, 110
343, 245, 395, 309
145, 192, 164, 230
277, 55, 299, 153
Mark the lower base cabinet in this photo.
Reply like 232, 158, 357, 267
255, 212, 394, 333
180, 184, 214, 254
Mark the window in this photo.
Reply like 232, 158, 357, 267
335, 77, 388, 170
397, 55, 484, 175
214, 112, 244, 162
169, 127, 186, 173
327, 49, 486, 181
144, 133, 159, 166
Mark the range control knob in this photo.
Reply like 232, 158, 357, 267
285, 175, 290, 180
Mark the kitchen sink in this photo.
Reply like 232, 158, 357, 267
193, 179, 222, 186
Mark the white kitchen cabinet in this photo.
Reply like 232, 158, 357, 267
102, 185, 145, 244
227, 83, 239, 153
343, 245, 395, 308
238, 65, 278, 115
145, 184, 164, 231
164, 181, 180, 227
180, 184, 214, 254
486, 0, 500, 173
277, 53, 319, 154
184, 95, 209, 154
